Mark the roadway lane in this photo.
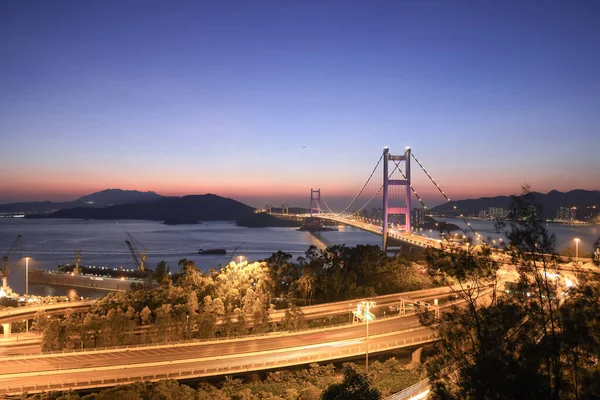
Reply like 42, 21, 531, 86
0, 301, 93, 324
0, 287, 453, 326
0, 326, 436, 394
0, 315, 422, 375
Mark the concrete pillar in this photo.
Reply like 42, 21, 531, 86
411, 346, 423, 365
2, 323, 11, 339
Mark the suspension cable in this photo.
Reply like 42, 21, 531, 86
410, 152, 481, 241
336, 153, 384, 215
321, 196, 335, 214
391, 159, 429, 211
345, 161, 402, 217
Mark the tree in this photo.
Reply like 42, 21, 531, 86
321, 366, 381, 400
497, 188, 566, 399
423, 188, 600, 399
154, 261, 171, 286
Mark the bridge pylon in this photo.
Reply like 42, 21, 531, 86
310, 189, 321, 217
382, 147, 411, 251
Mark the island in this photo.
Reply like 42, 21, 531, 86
236, 212, 303, 228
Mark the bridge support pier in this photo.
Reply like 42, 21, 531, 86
410, 346, 423, 368
382, 147, 411, 252
310, 189, 321, 217
2, 322, 12, 339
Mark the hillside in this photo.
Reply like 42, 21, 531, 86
237, 213, 303, 228
0, 189, 164, 214
41, 194, 255, 222
430, 189, 600, 220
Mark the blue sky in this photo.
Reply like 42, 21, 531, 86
1, 1, 598, 208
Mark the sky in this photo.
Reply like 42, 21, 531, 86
1, 1, 599, 209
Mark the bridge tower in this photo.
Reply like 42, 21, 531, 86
265, 203, 272, 214
382, 147, 411, 251
281, 202, 289, 215
310, 189, 322, 217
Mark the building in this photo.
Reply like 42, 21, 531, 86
411, 208, 427, 227
479, 207, 508, 219
555, 206, 576, 222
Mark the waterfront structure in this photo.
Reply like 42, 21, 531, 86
478, 207, 508, 219
411, 208, 427, 227
555, 206, 576, 222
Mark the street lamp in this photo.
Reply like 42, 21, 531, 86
574, 238, 580, 262
24, 256, 30, 333
24, 257, 29, 302
359, 300, 376, 375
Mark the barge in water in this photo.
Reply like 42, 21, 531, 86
29, 250, 149, 292
198, 248, 227, 255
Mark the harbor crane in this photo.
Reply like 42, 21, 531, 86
73, 249, 82, 275
125, 232, 147, 272
1, 235, 22, 289
227, 242, 245, 264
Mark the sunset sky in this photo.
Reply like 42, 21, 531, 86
1, 1, 599, 209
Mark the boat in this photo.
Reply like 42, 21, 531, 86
29, 265, 147, 292
297, 225, 338, 232
29, 246, 150, 292
198, 248, 227, 255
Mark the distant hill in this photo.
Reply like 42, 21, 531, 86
36, 194, 255, 222
430, 189, 600, 220
237, 213, 303, 228
0, 189, 164, 214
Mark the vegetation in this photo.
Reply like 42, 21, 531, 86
23, 360, 419, 400
32, 245, 434, 351
421, 188, 600, 399
321, 366, 381, 400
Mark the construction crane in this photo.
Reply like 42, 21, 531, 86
125, 232, 147, 272
1, 235, 22, 289
226, 242, 245, 264
73, 249, 82, 275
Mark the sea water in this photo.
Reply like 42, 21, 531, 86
0, 218, 596, 297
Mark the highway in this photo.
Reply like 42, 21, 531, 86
0, 280, 492, 394
0, 301, 94, 325
0, 315, 423, 375
0, 315, 436, 394
0, 287, 452, 326
0, 268, 486, 395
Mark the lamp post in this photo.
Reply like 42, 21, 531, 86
25, 257, 29, 333
359, 300, 376, 375
25, 257, 29, 302
574, 238, 580, 262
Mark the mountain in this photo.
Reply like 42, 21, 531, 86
75, 189, 164, 207
430, 190, 600, 220
0, 189, 164, 214
41, 194, 255, 222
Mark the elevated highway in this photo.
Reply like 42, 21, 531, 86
0, 313, 436, 395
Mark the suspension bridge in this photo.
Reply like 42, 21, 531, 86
272, 147, 482, 252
